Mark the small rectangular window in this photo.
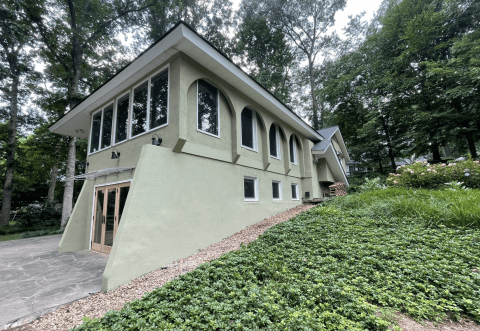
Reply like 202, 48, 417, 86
131, 82, 148, 137
244, 176, 258, 201
116, 94, 129, 143
150, 71, 168, 129
101, 105, 113, 149
291, 183, 299, 200
289, 136, 297, 164
90, 112, 102, 153
197, 80, 219, 136
272, 181, 282, 200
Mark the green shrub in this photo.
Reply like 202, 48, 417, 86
15, 202, 62, 229
74, 188, 480, 330
387, 159, 480, 189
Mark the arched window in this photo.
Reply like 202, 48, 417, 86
197, 79, 219, 137
269, 124, 281, 159
241, 108, 257, 151
289, 135, 298, 165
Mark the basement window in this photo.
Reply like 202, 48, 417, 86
291, 183, 299, 200
272, 180, 282, 201
241, 108, 257, 151
197, 79, 219, 137
244, 176, 258, 202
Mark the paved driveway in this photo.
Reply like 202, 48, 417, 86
0, 235, 108, 328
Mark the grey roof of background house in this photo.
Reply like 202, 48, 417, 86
312, 139, 331, 152
316, 126, 339, 140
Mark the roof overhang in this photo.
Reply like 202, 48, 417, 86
49, 22, 323, 143
312, 143, 349, 186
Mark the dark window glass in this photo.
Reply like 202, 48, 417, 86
105, 189, 116, 247
272, 182, 280, 199
150, 71, 168, 129
241, 108, 254, 149
289, 136, 296, 163
94, 190, 104, 244
291, 184, 298, 199
101, 105, 113, 149
269, 125, 277, 157
132, 82, 148, 136
244, 178, 256, 199
116, 94, 129, 143
90, 112, 101, 153
197, 80, 218, 136
118, 186, 129, 225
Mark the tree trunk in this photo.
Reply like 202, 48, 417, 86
308, 57, 320, 130
47, 158, 60, 203
0, 74, 19, 226
379, 114, 396, 172
431, 142, 441, 161
466, 134, 478, 159
61, 136, 77, 229
377, 155, 384, 174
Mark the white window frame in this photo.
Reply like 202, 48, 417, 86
88, 108, 103, 155
244, 176, 259, 202
290, 136, 298, 165
112, 91, 131, 148
272, 180, 283, 201
270, 124, 281, 160
196, 79, 220, 139
88, 65, 170, 155
241, 108, 258, 152
291, 183, 299, 201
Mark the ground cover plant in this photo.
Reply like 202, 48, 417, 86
74, 188, 480, 330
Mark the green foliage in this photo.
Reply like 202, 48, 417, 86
15, 202, 62, 229
387, 160, 480, 189
21, 228, 63, 239
74, 188, 480, 330
358, 177, 387, 192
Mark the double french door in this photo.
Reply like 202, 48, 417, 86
91, 182, 130, 254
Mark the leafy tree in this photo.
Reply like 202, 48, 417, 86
0, 0, 39, 225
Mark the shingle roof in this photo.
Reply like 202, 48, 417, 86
312, 139, 331, 152
316, 126, 339, 140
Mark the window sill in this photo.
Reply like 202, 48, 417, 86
197, 128, 220, 139
241, 145, 258, 152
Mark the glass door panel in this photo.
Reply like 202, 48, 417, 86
104, 189, 116, 247
93, 190, 104, 245
118, 186, 130, 225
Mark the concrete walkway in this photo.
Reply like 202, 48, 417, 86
0, 235, 108, 328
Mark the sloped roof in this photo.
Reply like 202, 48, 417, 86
316, 126, 339, 140
312, 139, 331, 152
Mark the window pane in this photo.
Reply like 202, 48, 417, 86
244, 178, 256, 199
132, 82, 148, 137
116, 95, 129, 143
241, 108, 254, 149
198, 80, 218, 136
291, 184, 297, 199
94, 190, 104, 244
150, 71, 168, 129
90, 112, 101, 153
272, 182, 280, 199
104, 189, 116, 247
289, 137, 295, 163
101, 105, 113, 149
269, 125, 277, 157
118, 186, 129, 225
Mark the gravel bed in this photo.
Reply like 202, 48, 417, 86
13, 205, 314, 331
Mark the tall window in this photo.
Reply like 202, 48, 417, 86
269, 124, 281, 159
90, 112, 102, 153
241, 108, 257, 150
244, 176, 258, 201
150, 70, 168, 129
90, 104, 114, 154
116, 94, 129, 144
272, 180, 282, 200
131, 82, 148, 137
101, 105, 113, 149
197, 80, 219, 137
289, 136, 298, 165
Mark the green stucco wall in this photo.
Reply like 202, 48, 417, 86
102, 145, 304, 291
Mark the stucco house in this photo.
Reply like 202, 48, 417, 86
49, 21, 350, 291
